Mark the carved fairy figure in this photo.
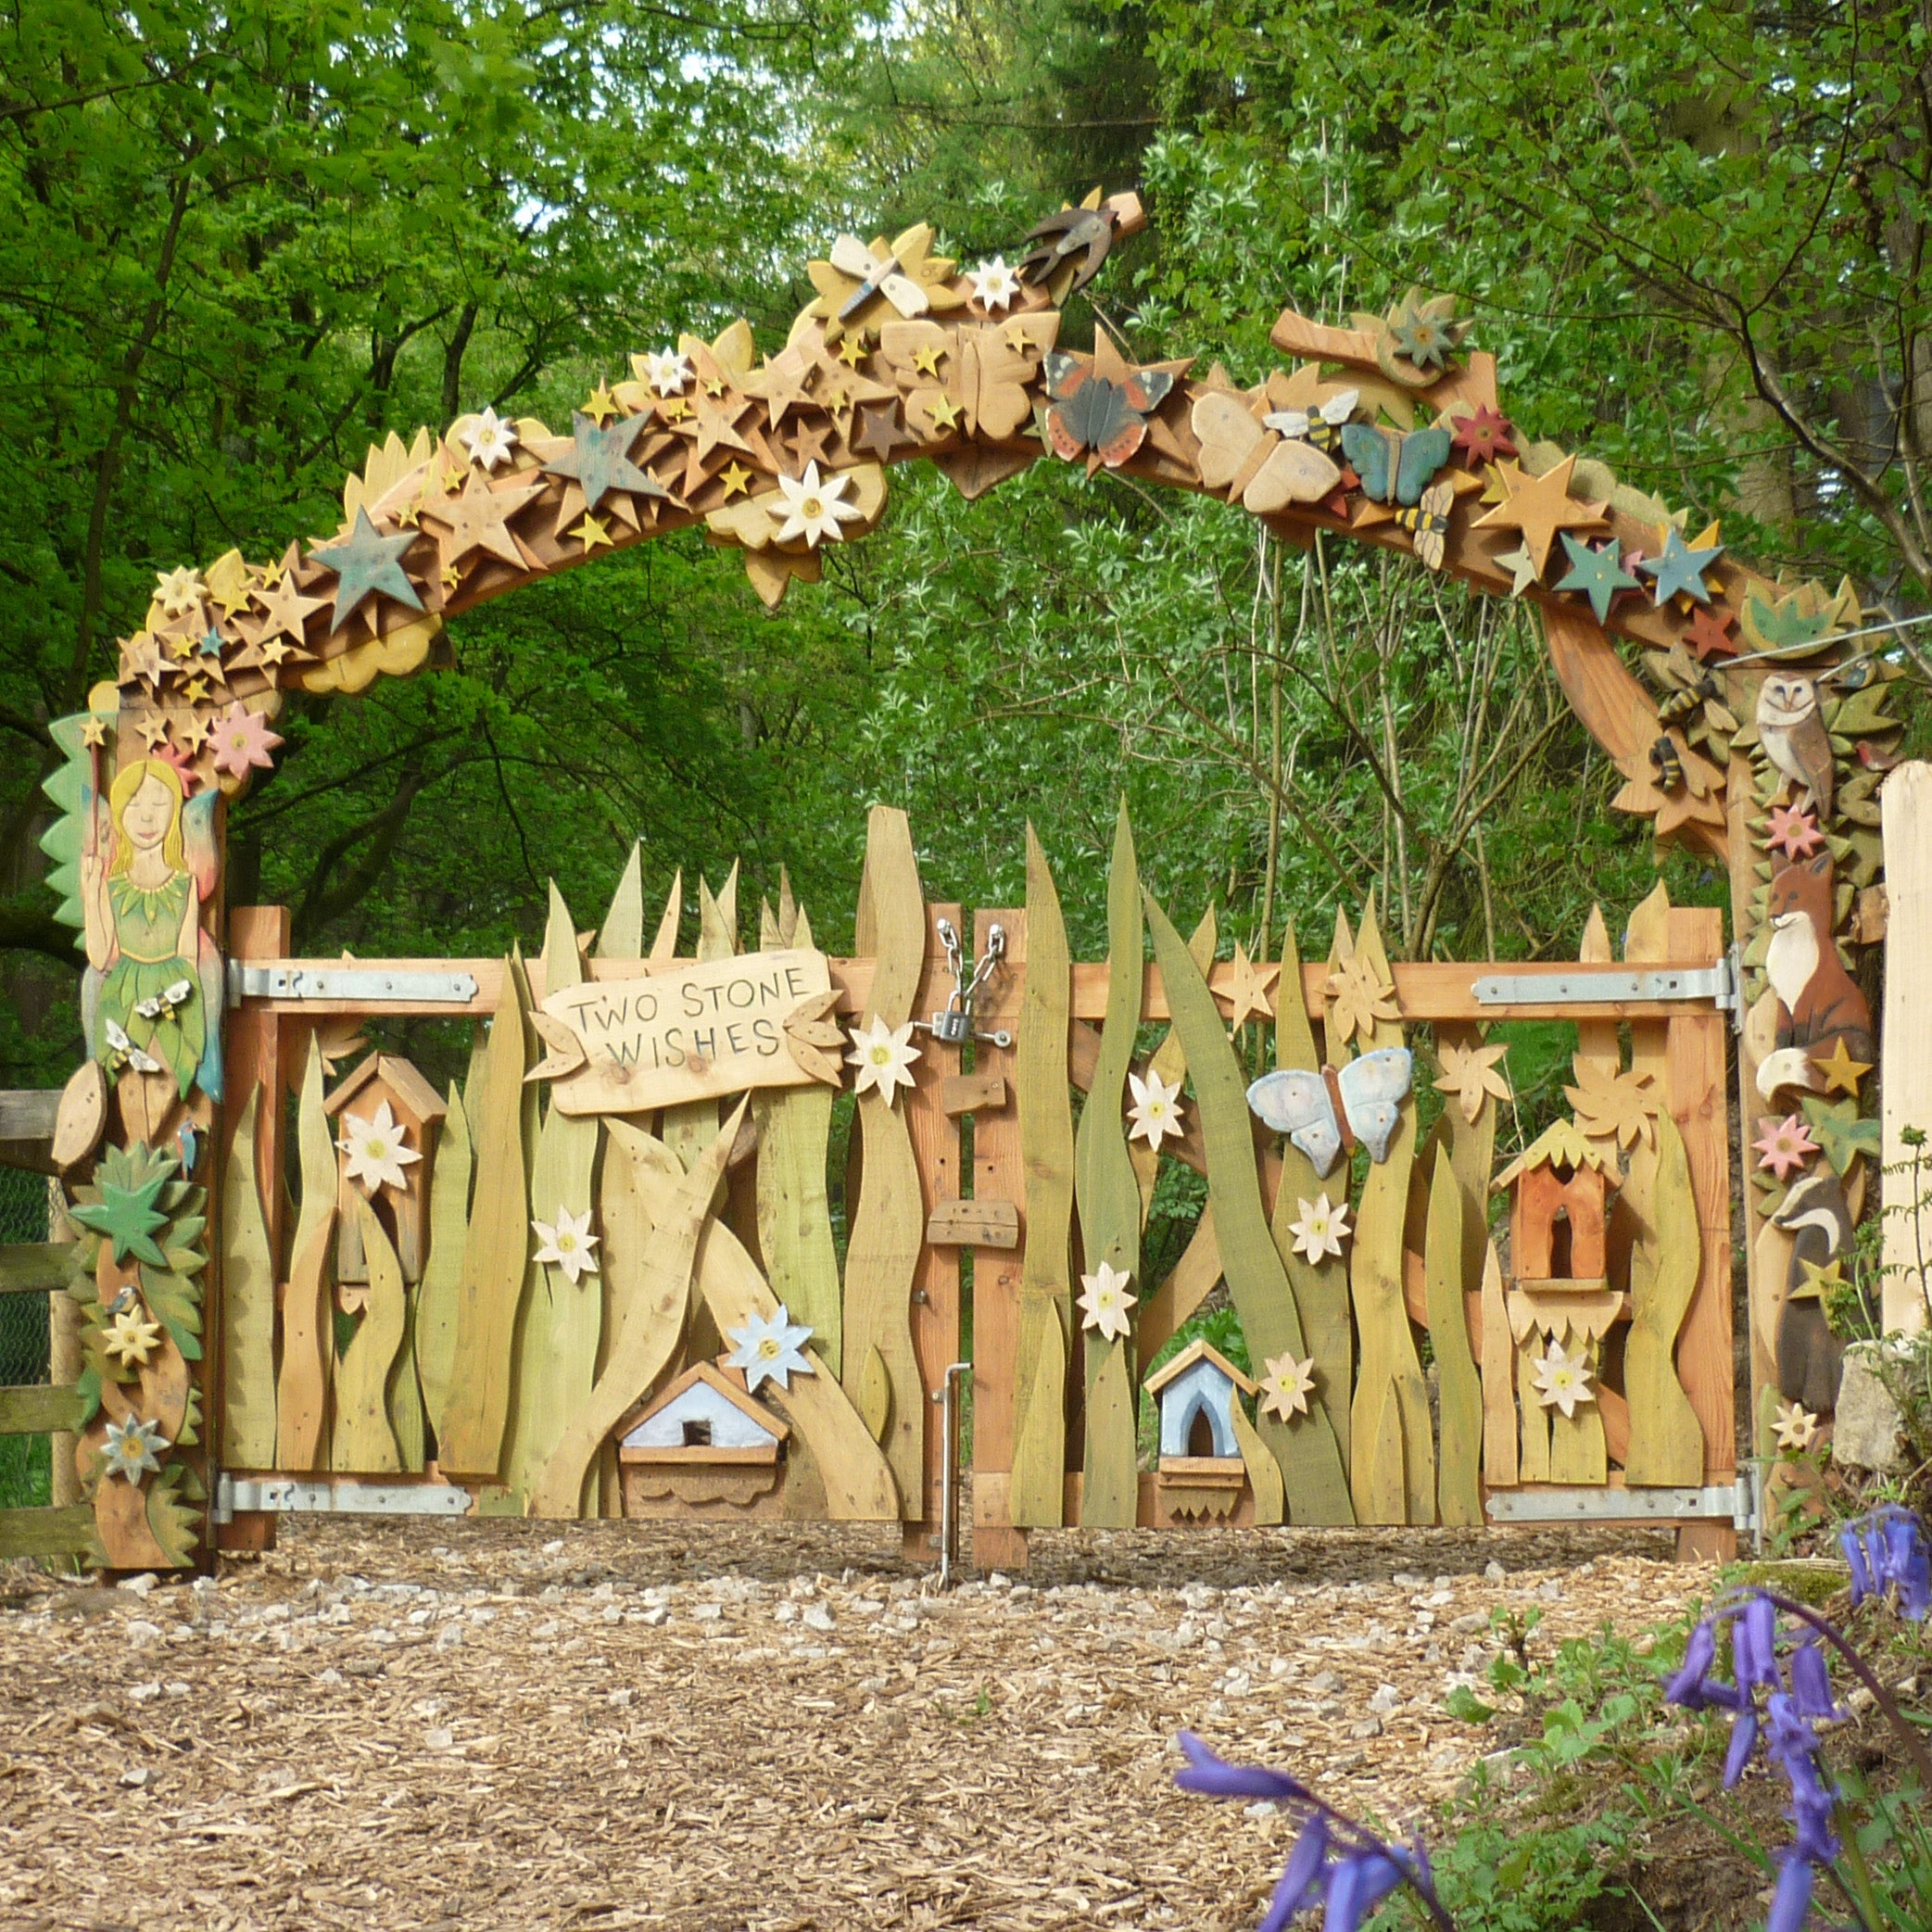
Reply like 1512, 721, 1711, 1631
80, 755, 223, 1103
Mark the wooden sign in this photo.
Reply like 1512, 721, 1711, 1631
541, 947, 833, 1116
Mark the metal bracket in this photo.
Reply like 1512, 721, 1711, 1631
1472, 954, 1741, 1031
228, 965, 480, 1005
214, 1473, 474, 1522
1485, 1480, 1756, 1532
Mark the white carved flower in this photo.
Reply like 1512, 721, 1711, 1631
1076, 1261, 1137, 1342
337, 1101, 420, 1194
1259, 1351, 1318, 1422
846, 1016, 920, 1105
1531, 1340, 1596, 1419
774, 461, 862, 548
102, 1415, 169, 1484
101, 1305, 163, 1370
1127, 1067, 1186, 1153
462, 405, 518, 471
642, 347, 691, 395
967, 256, 1022, 311
1288, 1193, 1351, 1265
532, 1205, 600, 1285
1773, 1400, 1820, 1453
726, 1304, 816, 1393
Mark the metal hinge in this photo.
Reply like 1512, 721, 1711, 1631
1485, 1479, 1756, 1531
1472, 952, 1742, 1033
214, 1474, 474, 1521
227, 965, 480, 1005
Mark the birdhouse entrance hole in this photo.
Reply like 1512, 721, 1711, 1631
1187, 1407, 1216, 1459
681, 1419, 713, 1448
1547, 1204, 1572, 1282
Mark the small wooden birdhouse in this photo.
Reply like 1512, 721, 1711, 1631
1144, 1338, 1255, 1522
615, 1361, 790, 1520
324, 1053, 447, 1286
1492, 1119, 1617, 1292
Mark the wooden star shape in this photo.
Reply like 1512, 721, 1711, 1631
182, 674, 210, 704
658, 395, 692, 423
422, 472, 543, 574
854, 402, 920, 461
677, 390, 759, 468
1798, 1256, 1846, 1301
571, 513, 613, 553
583, 382, 619, 425
789, 417, 833, 467
309, 506, 426, 632
123, 633, 165, 688
1555, 532, 1642, 625
1221, 942, 1278, 1028
703, 376, 727, 398
166, 631, 196, 663
912, 342, 947, 377
177, 713, 210, 753
1637, 521, 1724, 607
80, 714, 108, 748
135, 713, 170, 751
242, 546, 325, 657
1003, 322, 1031, 354
1684, 605, 1737, 663
197, 626, 224, 658
1472, 455, 1608, 578
256, 636, 293, 669
542, 411, 673, 514
836, 335, 869, 369
927, 394, 962, 433
742, 345, 814, 429
718, 461, 755, 499
1812, 1038, 1870, 1096
69, 1165, 170, 1265
1493, 541, 1540, 596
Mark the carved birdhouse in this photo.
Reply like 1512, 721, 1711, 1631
1492, 1120, 1617, 1292
324, 1053, 447, 1287
615, 1361, 790, 1519
1144, 1339, 1255, 1522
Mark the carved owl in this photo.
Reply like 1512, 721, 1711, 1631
1755, 673, 1834, 817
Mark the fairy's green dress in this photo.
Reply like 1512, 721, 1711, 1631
96, 872, 205, 1098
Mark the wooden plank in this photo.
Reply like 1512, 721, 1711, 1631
926, 1198, 1017, 1248
841, 807, 927, 1516
414, 1083, 470, 1455
1426, 1154, 1483, 1525
903, 903, 965, 1548
223, 906, 292, 1282
1227, 1385, 1284, 1525
941, 1071, 1006, 1116
1146, 890, 1353, 1524
437, 955, 532, 1478
1478, 1241, 1516, 1485
0, 1502, 98, 1562
274, 1036, 335, 1472
1268, 920, 1353, 1479
1072, 802, 1143, 1528
1883, 763, 1932, 1333
331, 1199, 406, 1472
969, 906, 1029, 1571
0, 1244, 69, 1294
218, 1087, 277, 1468
1129, 903, 1215, 1220
0, 1090, 60, 1141
1010, 827, 1074, 1529
1623, 1105, 1706, 1486
1137, 1216, 1221, 1366
0, 1383, 88, 1434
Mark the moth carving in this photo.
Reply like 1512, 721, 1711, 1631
1246, 1047, 1414, 1176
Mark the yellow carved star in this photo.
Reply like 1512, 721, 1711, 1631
912, 342, 947, 377
704, 376, 726, 398
177, 713, 210, 753
1799, 1256, 1847, 1300
183, 675, 209, 703
583, 382, 619, 426
257, 636, 292, 668
837, 335, 869, 369
166, 631, 196, 663
80, 714, 108, 749
1812, 1038, 1870, 1096
442, 562, 461, 591
1222, 942, 1279, 1029
136, 713, 170, 751
659, 395, 691, 423
1004, 322, 1030, 354
718, 461, 754, 498
928, 394, 962, 431
572, 513, 613, 552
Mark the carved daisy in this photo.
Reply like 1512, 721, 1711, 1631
967, 257, 1022, 311
1773, 1400, 1821, 1452
1076, 1262, 1137, 1342
1530, 1340, 1596, 1419
641, 347, 692, 396
532, 1206, 600, 1285
336, 1100, 420, 1194
461, 406, 519, 471
726, 1304, 816, 1393
1753, 1114, 1819, 1181
846, 1016, 920, 1105
101, 1305, 163, 1370
1259, 1351, 1318, 1422
1288, 1193, 1351, 1265
774, 461, 862, 548
101, 1415, 169, 1484
1127, 1067, 1186, 1153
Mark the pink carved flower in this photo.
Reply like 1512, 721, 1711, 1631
208, 702, 283, 778
1765, 802, 1824, 861
1753, 1113, 1819, 1181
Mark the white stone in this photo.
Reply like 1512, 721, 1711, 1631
128, 1681, 162, 1703
802, 1601, 836, 1632
118, 1573, 158, 1598
125, 1620, 163, 1646
1833, 1341, 1909, 1473
1369, 1684, 1400, 1715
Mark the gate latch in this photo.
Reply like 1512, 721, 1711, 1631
914, 919, 1012, 1050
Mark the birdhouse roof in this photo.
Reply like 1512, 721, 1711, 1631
323, 1052, 449, 1125
1142, 1337, 1257, 1401
618, 1360, 790, 1446
1491, 1118, 1617, 1194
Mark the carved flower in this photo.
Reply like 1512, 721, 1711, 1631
532, 1206, 600, 1285
208, 702, 283, 779
774, 461, 862, 549
1564, 1059, 1659, 1150
101, 1305, 163, 1370
1127, 1067, 1186, 1152
725, 1304, 816, 1394
641, 347, 692, 396
461, 406, 519, 471
1076, 1262, 1137, 1342
101, 1415, 169, 1484
1288, 1193, 1351, 1265
846, 1016, 920, 1105
1325, 953, 1399, 1047
1435, 1040, 1510, 1126
336, 1100, 420, 1194
1258, 1351, 1318, 1423
1753, 1114, 1819, 1182
966, 257, 1022, 311
1531, 1340, 1596, 1419
1773, 1400, 1821, 1453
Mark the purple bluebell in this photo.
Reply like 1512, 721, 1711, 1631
1766, 1854, 1814, 1932
1259, 1816, 1329, 1932
1787, 1642, 1837, 1721
1733, 1590, 1780, 1694
1842, 1505, 1931, 1620
1176, 1731, 1310, 1804
1721, 1707, 1759, 1788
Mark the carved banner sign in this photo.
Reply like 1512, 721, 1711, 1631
537, 947, 838, 1116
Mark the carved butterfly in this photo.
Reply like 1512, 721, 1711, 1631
1264, 386, 1358, 455
1042, 350, 1176, 474
1245, 1047, 1414, 1177
829, 234, 931, 323
103, 1017, 164, 1076
133, 977, 194, 1023
1338, 423, 1453, 507
1394, 479, 1454, 571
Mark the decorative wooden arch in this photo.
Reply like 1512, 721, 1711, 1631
35, 189, 1900, 1568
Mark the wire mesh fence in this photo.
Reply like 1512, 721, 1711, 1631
0, 1166, 51, 1387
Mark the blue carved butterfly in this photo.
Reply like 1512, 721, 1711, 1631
1246, 1047, 1414, 1176
1338, 423, 1453, 507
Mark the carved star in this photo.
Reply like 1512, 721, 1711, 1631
742, 346, 814, 429
658, 395, 692, 423
1222, 941, 1278, 1029
718, 461, 755, 498
928, 394, 962, 432
69, 1166, 171, 1266
182, 674, 209, 704
197, 626, 224, 658
309, 506, 426, 632
243, 546, 325, 661
1004, 321, 1031, 354
854, 403, 920, 461
1473, 455, 1608, 578
1812, 1038, 1871, 1097
788, 417, 833, 468
441, 562, 461, 592
542, 411, 674, 514
677, 390, 758, 468
123, 633, 165, 688
135, 713, 170, 751
912, 342, 946, 377
571, 513, 613, 553
1636, 522, 1724, 607
177, 713, 210, 753
1555, 532, 1643, 625
837, 335, 869, 369
1494, 541, 1541, 596
422, 472, 543, 574
1798, 1256, 1846, 1301
166, 631, 196, 663
1684, 605, 1738, 663
583, 382, 619, 426
79, 714, 107, 749
256, 636, 292, 668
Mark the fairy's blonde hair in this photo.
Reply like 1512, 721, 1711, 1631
107, 757, 185, 878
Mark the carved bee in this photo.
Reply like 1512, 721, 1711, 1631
1648, 735, 1686, 792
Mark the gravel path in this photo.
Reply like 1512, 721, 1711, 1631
0, 1517, 1708, 1930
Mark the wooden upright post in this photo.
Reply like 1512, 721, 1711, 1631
1883, 764, 1932, 1334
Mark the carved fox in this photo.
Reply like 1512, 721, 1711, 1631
1763, 852, 1874, 1067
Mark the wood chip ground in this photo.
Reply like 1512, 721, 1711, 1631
0, 1516, 1705, 1929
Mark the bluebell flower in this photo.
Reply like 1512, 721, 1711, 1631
1841, 1505, 1931, 1620
1787, 1642, 1838, 1721
1766, 1853, 1814, 1932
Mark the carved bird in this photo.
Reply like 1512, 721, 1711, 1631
1755, 672, 1835, 817
1016, 202, 1124, 297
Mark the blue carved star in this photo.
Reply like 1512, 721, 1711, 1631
1555, 532, 1642, 624
69, 1168, 170, 1267
198, 627, 224, 658
542, 411, 674, 514
309, 506, 425, 633
1635, 524, 1724, 607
